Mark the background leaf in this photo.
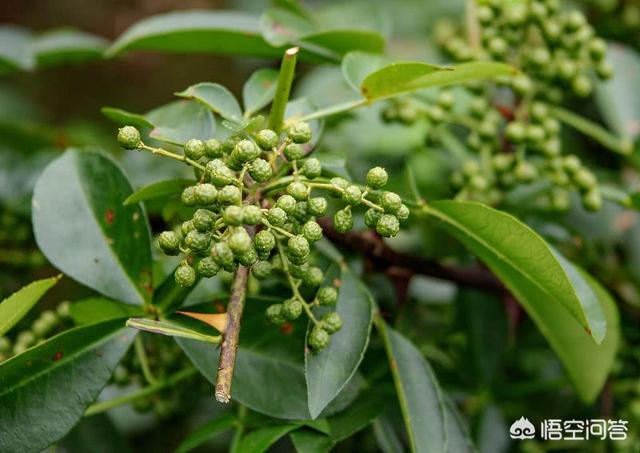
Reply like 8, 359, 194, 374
176, 83, 244, 125
32, 149, 152, 305
0, 275, 61, 336
175, 414, 237, 453
0, 25, 34, 72
342, 51, 389, 92
146, 100, 217, 145
70, 297, 144, 325
32, 29, 108, 67
0, 319, 136, 453
237, 424, 300, 453
243, 68, 279, 116
124, 178, 192, 206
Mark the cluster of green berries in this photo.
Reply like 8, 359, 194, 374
119, 120, 408, 352
0, 301, 70, 363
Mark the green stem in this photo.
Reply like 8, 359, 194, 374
134, 335, 156, 385
262, 219, 295, 238
229, 404, 248, 453
85, 367, 197, 416
546, 105, 633, 156
283, 98, 367, 127
269, 47, 299, 133
140, 144, 206, 170
275, 239, 318, 324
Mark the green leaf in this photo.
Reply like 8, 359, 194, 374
106, 10, 282, 59
237, 424, 301, 453
376, 321, 447, 453
0, 25, 33, 72
342, 51, 389, 92
124, 178, 193, 206
243, 68, 279, 116
126, 318, 221, 343
305, 266, 373, 418
32, 29, 108, 67
260, 8, 315, 47
32, 149, 152, 305
0, 319, 135, 453
70, 297, 144, 325
100, 107, 153, 129
0, 275, 61, 336
426, 201, 619, 402
443, 397, 475, 453
327, 387, 390, 442
176, 82, 244, 125
361, 61, 517, 102
175, 413, 236, 453
290, 429, 333, 453
147, 100, 217, 145
301, 30, 385, 60
425, 200, 603, 342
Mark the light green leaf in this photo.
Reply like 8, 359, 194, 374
124, 178, 192, 206
32, 149, 152, 305
0, 25, 33, 72
0, 275, 61, 336
100, 107, 153, 129
0, 319, 136, 453
237, 424, 301, 453
260, 8, 315, 47
147, 100, 217, 145
70, 297, 144, 325
361, 61, 517, 102
32, 29, 108, 66
175, 414, 236, 453
301, 30, 385, 61
342, 51, 389, 92
305, 266, 373, 418
176, 82, 244, 124
126, 318, 221, 343
243, 68, 279, 116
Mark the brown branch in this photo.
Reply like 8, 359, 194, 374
318, 218, 504, 293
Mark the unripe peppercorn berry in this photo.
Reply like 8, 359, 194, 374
573, 168, 597, 191
366, 167, 388, 189
204, 138, 223, 157
308, 326, 330, 351
159, 231, 180, 255
303, 266, 324, 287
288, 122, 312, 144
302, 220, 323, 242
181, 186, 198, 206
267, 207, 287, 226
254, 230, 276, 253
321, 312, 342, 334
255, 129, 278, 150
185, 230, 211, 253
287, 235, 310, 258
334, 208, 353, 233
582, 189, 602, 211
184, 139, 205, 160
218, 185, 242, 205
343, 185, 362, 205
331, 177, 349, 191
289, 263, 308, 279
251, 261, 273, 279
396, 204, 410, 222
266, 304, 286, 325
196, 183, 218, 205
237, 248, 258, 267
284, 143, 304, 161
197, 257, 220, 277
248, 158, 272, 182
233, 140, 260, 163
223, 205, 244, 226
193, 209, 216, 232
243, 205, 262, 225
228, 229, 252, 254
283, 298, 303, 320
175, 264, 196, 287
381, 191, 403, 213
302, 158, 322, 179
307, 197, 328, 216
118, 126, 142, 150
364, 208, 381, 228
287, 181, 309, 200
376, 214, 400, 237
181, 220, 195, 236
211, 242, 234, 266
277, 195, 297, 214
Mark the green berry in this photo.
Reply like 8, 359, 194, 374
573, 168, 597, 191
364, 208, 381, 228
307, 197, 328, 217
376, 214, 400, 237
550, 189, 570, 211
437, 90, 455, 110
289, 263, 308, 279
308, 326, 330, 351
321, 312, 342, 334
563, 155, 582, 173
158, 231, 180, 255
333, 208, 353, 233
282, 298, 303, 320
287, 235, 310, 258
589, 38, 607, 60
175, 264, 196, 287
206, 160, 235, 187
254, 230, 276, 253
218, 185, 242, 205
396, 204, 410, 222
302, 158, 322, 179
267, 207, 287, 226
381, 191, 403, 214
571, 75, 592, 97
317, 286, 338, 306
302, 220, 323, 242
0, 337, 10, 353
582, 189, 602, 211
284, 143, 304, 161
223, 205, 245, 226
243, 205, 262, 225
233, 140, 261, 163
511, 75, 532, 95
366, 167, 388, 189
488, 37, 508, 57
197, 257, 220, 277
331, 177, 349, 191
248, 158, 272, 182
251, 261, 273, 279
526, 125, 546, 144
196, 183, 218, 205
596, 61, 613, 80
505, 121, 526, 143
204, 138, 223, 157
541, 138, 561, 157
255, 129, 279, 150
181, 186, 198, 206
228, 229, 252, 254
184, 139, 205, 160
181, 221, 195, 237
277, 195, 297, 214
514, 162, 537, 182
56, 301, 71, 319
288, 122, 312, 144
237, 248, 258, 267
185, 230, 211, 253
287, 181, 309, 200
303, 266, 324, 287
117, 126, 141, 150
343, 185, 362, 206
192, 209, 216, 232
530, 102, 548, 122
266, 304, 286, 325
211, 242, 234, 266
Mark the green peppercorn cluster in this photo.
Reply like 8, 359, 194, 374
382, 0, 609, 211
119, 121, 408, 352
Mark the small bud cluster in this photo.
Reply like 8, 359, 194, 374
120, 121, 408, 352
383, 0, 609, 212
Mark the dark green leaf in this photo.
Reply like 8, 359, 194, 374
305, 266, 373, 418
301, 30, 385, 60
0, 275, 61, 336
361, 61, 517, 102
290, 429, 333, 453
0, 319, 135, 453
100, 107, 153, 129
32, 149, 152, 305
237, 424, 300, 453
327, 387, 389, 442
175, 413, 236, 453
243, 68, 279, 116
32, 29, 108, 67
70, 297, 144, 325
123, 178, 192, 206
176, 83, 244, 125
